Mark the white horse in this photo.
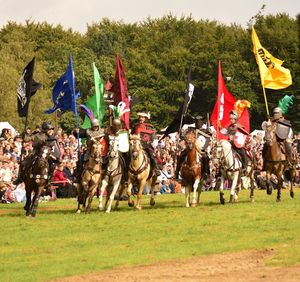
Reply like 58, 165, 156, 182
99, 135, 126, 213
211, 139, 255, 204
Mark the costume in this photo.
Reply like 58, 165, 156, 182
270, 107, 293, 165
134, 110, 160, 173
220, 110, 248, 171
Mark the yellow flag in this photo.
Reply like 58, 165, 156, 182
251, 27, 292, 89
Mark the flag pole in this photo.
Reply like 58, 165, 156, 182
70, 55, 81, 160
262, 85, 270, 118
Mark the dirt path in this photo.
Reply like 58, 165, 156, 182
56, 249, 300, 282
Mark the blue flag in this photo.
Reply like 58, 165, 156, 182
45, 55, 79, 114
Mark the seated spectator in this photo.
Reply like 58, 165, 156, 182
53, 163, 70, 198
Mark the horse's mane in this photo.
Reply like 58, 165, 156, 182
219, 139, 232, 150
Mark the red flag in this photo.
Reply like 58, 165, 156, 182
111, 55, 130, 130
210, 61, 249, 139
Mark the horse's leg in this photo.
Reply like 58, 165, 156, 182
99, 176, 109, 211
197, 179, 203, 204
249, 169, 255, 203
276, 172, 282, 202
149, 177, 157, 207
76, 183, 83, 214
24, 185, 32, 216
219, 175, 225, 205
266, 170, 272, 195
184, 184, 190, 207
229, 173, 239, 203
191, 178, 200, 207
290, 167, 295, 199
136, 179, 146, 210
31, 186, 44, 217
106, 176, 121, 213
127, 178, 134, 207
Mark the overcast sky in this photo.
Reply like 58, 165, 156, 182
0, 0, 299, 33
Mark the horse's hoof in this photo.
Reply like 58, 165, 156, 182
105, 210, 111, 214
99, 206, 104, 211
191, 202, 197, 207
128, 201, 134, 207
250, 197, 255, 203
290, 191, 294, 198
276, 198, 281, 202
150, 198, 155, 206
76, 209, 81, 214
220, 199, 225, 205
185, 204, 190, 208
266, 189, 272, 195
135, 206, 142, 211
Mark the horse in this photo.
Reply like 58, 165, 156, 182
263, 120, 295, 201
99, 135, 126, 213
180, 131, 202, 207
76, 138, 103, 213
23, 145, 52, 217
210, 138, 255, 204
127, 135, 157, 210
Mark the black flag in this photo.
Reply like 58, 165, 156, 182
17, 57, 41, 117
160, 64, 194, 139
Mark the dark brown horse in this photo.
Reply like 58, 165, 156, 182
24, 145, 52, 217
180, 131, 202, 207
263, 121, 295, 201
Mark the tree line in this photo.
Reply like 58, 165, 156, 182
0, 12, 299, 133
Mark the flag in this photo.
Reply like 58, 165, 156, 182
182, 64, 194, 118
93, 63, 105, 125
160, 65, 195, 139
81, 95, 98, 129
17, 57, 41, 117
252, 27, 292, 89
45, 55, 79, 114
210, 61, 249, 139
111, 55, 130, 130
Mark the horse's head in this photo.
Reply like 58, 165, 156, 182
90, 138, 103, 163
108, 135, 119, 159
262, 120, 276, 146
185, 131, 196, 150
129, 134, 142, 160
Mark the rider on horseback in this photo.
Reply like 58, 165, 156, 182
270, 107, 293, 166
14, 121, 60, 185
74, 119, 107, 180
219, 110, 248, 173
175, 116, 211, 179
133, 109, 160, 176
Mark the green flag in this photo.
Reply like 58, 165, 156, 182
82, 63, 105, 129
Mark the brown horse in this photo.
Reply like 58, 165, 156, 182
76, 138, 103, 213
127, 135, 157, 210
263, 120, 295, 201
23, 145, 52, 217
180, 131, 202, 207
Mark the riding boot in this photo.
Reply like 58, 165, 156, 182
284, 141, 292, 167
175, 150, 187, 179
237, 148, 248, 174
145, 147, 160, 176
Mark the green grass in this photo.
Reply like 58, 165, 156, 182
1, 189, 300, 281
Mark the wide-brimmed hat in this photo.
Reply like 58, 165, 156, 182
137, 110, 150, 119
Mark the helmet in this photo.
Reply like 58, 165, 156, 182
91, 119, 100, 127
41, 121, 54, 132
229, 110, 238, 120
273, 107, 282, 120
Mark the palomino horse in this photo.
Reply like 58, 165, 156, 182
263, 121, 294, 201
127, 135, 157, 210
24, 145, 52, 217
99, 135, 126, 213
180, 131, 202, 207
211, 139, 255, 204
76, 138, 103, 213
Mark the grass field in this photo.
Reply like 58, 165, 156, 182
1, 189, 300, 282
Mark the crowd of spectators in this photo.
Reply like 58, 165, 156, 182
0, 124, 300, 203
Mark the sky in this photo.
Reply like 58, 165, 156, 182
0, 0, 299, 33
